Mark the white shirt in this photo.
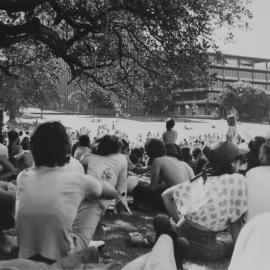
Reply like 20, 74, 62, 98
16, 164, 102, 260
246, 166, 270, 221
81, 153, 128, 209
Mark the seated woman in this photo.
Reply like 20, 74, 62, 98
16, 122, 125, 263
161, 141, 247, 262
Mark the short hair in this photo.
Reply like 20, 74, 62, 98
165, 143, 183, 160
78, 135, 90, 147
192, 147, 202, 159
93, 135, 122, 156
120, 138, 129, 153
18, 131, 23, 136
259, 143, 270, 165
166, 118, 175, 131
8, 130, 19, 144
31, 121, 71, 167
21, 136, 30, 150
181, 146, 192, 162
145, 139, 166, 160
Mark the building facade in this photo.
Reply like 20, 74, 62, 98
172, 53, 270, 117
57, 53, 270, 116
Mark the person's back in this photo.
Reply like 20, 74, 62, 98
162, 118, 177, 144
162, 130, 178, 144
16, 161, 102, 260
154, 156, 194, 187
246, 166, 270, 221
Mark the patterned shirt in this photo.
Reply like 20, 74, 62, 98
162, 130, 178, 144
173, 173, 247, 231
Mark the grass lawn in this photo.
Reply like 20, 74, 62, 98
96, 210, 230, 270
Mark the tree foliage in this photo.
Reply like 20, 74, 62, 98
218, 81, 270, 121
0, 0, 252, 102
0, 61, 60, 121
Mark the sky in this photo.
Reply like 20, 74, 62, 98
214, 0, 270, 59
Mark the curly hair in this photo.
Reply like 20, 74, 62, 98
92, 135, 122, 156
259, 142, 270, 166
31, 121, 71, 167
145, 139, 166, 161
78, 135, 90, 147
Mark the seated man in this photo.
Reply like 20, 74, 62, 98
15, 122, 124, 263
132, 139, 194, 211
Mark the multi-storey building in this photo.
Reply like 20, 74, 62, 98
57, 53, 270, 116
172, 53, 270, 116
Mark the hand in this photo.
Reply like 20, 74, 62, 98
115, 195, 132, 215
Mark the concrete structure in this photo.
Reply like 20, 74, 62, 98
57, 53, 270, 116
172, 53, 270, 117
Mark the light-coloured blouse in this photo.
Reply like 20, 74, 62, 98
172, 173, 247, 231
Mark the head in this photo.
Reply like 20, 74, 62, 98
78, 135, 90, 148
166, 118, 175, 131
203, 141, 242, 176
247, 136, 266, 169
92, 135, 122, 156
7, 130, 19, 146
18, 130, 23, 137
21, 136, 30, 150
227, 114, 236, 126
259, 140, 270, 166
165, 143, 183, 160
31, 121, 71, 167
192, 147, 202, 160
120, 138, 130, 154
181, 146, 192, 162
145, 138, 166, 161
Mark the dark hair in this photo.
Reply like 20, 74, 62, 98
92, 135, 121, 156
21, 136, 30, 150
145, 139, 166, 161
7, 130, 19, 156
18, 131, 23, 137
227, 115, 236, 126
8, 130, 19, 145
78, 135, 90, 147
259, 142, 270, 166
165, 143, 183, 160
31, 121, 71, 167
192, 147, 202, 159
166, 118, 175, 131
181, 146, 192, 162
247, 136, 266, 170
120, 138, 129, 153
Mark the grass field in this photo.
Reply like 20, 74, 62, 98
96, 210, 230, 270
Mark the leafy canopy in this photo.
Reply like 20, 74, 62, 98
0, 0, 252, 99
218, 81, 270, 121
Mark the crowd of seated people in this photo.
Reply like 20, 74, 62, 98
1, 117, 270, 270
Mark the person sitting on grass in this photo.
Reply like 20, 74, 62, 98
132, 139, 194, 211
160, 141, 247, 263
15, 122, 126, 263
80, 134, 131, 237
192, 147, 208, 175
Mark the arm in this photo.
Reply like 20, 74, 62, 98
150, 159, 161, 191
229, 217, 243, 244
131, 165, 152, 175
0, 155, 17, 181
162, 186, 180, 223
